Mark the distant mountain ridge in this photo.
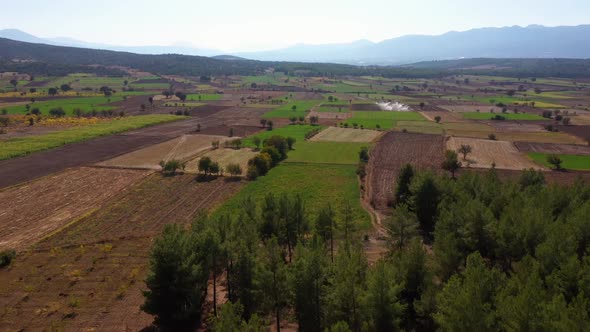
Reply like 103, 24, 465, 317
234, 25, 590, 64
1, 25, 590, 65
0, 29, 222, 56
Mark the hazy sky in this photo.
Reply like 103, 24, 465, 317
1, 0, 589, 51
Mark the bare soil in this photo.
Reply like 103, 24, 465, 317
366, 132, 446, 212
96, 134, 230, 169
447, 137, 542, 170
0, 175, 242, 331
514, 141, 590, 155
0, 167, 149, 251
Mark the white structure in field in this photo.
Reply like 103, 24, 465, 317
376, 101, 411, 111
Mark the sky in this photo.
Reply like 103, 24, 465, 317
1, 0, 589, 52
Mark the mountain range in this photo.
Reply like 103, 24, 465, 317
1, 25, 590, 65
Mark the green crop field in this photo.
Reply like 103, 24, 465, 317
262, 100, 321, 118
186, 94, 222, 101
343, 111, 426, 129
211, 163, 370, 228
528, 153, 590, 170
462, 112, 544, 120
287, 141, 367, 165
0, 115, 184, 160
1, 96, 124, 115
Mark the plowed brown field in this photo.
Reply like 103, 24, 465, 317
0, 175, 243, 331
366, 132, 445, 212
0, 167, 149, 251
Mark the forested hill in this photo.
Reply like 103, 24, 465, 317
0, 37, 366, 77
2, 37, 590, 78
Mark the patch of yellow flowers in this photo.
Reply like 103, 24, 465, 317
15, 115, 110, 126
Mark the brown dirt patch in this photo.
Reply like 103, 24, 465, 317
447, 137, 542, 170
0, 167, 149, 251
351, 103, 381, 111
197, 125, 262, 137
366, 132, 445, 212
96, 134, 230, 169
557, 125, 590, 141
485, 121, 547, 132
40, 175, 242, 248
514, 142, 590, 155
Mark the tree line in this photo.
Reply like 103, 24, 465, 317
142, 165, 590, 331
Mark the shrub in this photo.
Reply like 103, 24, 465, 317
0, 249, 16, 268
159, 159, 185, 175
226, 163, 243, 177
49, 107, 66, 117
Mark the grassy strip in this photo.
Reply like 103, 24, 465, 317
1, 96, 124, 115
186, 94, 222, 101
0, 115, 185, 160
343, 111, 426, 129
287, 141, 367, 165
262, 100, 321, 118
528, 153, 590, 171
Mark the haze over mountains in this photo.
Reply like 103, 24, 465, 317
1, 25, 589, 65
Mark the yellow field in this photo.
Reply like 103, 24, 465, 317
310, 126, 383, 143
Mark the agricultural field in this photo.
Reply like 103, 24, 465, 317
262, 100, 321, 118
0, 167, 149, 251
186, 93, 222, 101
515, 142, 590, 155
212, 163, 371, 228
96, 134, 228, 169
366, 131, 446, 211
462, 112, 545, 120
1, 96, 124, 115
310, 126, 382, 143
447, 136, 541, 170
395, 120, 444, 134
528, 153, 590, 170
0, 175, 241, 331
1, 67, 590, 332
287, 141, 368, 165
0, 115, 183, 160
343, 110, 426, 129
